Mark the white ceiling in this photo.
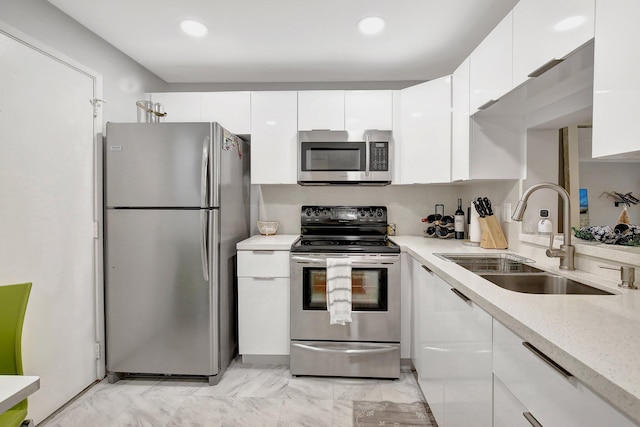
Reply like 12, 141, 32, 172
47, 0, 520, 84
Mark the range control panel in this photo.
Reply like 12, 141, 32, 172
301, 205, 387, 224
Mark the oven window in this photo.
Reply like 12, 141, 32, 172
302, 268, 388, 311
300, 142, 365, 171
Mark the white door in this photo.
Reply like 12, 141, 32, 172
0, 29, 98, 423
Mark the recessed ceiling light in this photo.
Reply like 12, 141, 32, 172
358, 17, 385, 35
554, 16, 585, 32
180, 20, 208, 37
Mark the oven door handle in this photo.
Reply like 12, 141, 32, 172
291, 255, 399, 264
292, 342, 398, 355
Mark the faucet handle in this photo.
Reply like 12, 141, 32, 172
544, 233, 561, 257
600, 265, 637, 289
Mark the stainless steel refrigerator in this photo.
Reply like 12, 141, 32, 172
104, 122, 250, 385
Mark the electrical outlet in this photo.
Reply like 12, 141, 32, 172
502, 203, 512, 222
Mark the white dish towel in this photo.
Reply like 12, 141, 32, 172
326, 258, 353, 325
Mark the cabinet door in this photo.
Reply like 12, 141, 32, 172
201, 92, 251, 134
399, 77, 451, 184
451, 58, 470, 181
469, 12, 513, 114
412, 259, 492, 427
345, 90, 393, 131
297, 90, 345, 130
440, 277, 492, 427
592, 0, 640, 159
513, 0, 595, 88
250, 91, 298, 184
148, 92, 201, 122
411, 259, 444, 424
238, 277, 290, 355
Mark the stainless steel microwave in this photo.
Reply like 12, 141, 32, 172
297, 130, 393, 185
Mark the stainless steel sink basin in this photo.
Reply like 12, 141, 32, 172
479, 273, 614, 295
434, 253, 544, 274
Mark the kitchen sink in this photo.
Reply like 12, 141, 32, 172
479, 273, 614, 295
434, 253, 544, 273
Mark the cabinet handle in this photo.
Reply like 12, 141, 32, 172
421, 265, 432, 272
527, 58, 564, 78
522, 342, 573, 380
252, 250, 275, 254
477, 99, 499, 110
450, 287, 471, 302
523, 412, 543, 427
253, 277, 276, 280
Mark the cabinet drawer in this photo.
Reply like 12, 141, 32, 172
237, 250, 290, 278
493, 320, 635, 427
238, 277, 290, 355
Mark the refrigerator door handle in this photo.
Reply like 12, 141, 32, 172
200, 135, 210, 208
201, 210, 209, 281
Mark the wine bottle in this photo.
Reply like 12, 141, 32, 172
454, 198, 465, 239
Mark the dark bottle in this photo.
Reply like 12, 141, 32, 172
454, 198, 465, 239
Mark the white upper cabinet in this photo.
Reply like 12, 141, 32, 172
297, 90, 393, 131
250, 91, 298, 184
451, 58, 471, 182
592, 0, 640, 159
345, 90, 393, 130
512, 0, 595, 88
469, 12, 513, 114
398, 77, 452, 184
297, 90, 345, 130
201, 92, 251, 134
149, 92, 200, 122
148, 92, 251, 134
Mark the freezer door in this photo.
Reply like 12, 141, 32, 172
105, 122, 212, 208
105, 208, 218, 376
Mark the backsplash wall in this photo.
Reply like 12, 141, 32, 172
253, 184, 466, 236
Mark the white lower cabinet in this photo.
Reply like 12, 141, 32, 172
410, 256, 492, 427
237, 250, 290, 356
493, 319, 636, 427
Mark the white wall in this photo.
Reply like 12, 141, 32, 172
0, 0, 167, 124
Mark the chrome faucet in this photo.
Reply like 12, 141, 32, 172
512, 182, 575, 270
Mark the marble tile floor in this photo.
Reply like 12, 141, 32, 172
39, 359, 427, 427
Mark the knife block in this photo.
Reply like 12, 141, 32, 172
478, 216, 508, 249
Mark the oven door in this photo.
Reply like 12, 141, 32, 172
290, 253, 400, 342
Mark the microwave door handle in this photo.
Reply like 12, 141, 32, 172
365, 135, 370, 177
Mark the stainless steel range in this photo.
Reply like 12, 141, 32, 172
290, 205, 401, 379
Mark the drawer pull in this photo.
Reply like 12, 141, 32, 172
528, 58, 564, 78
421, 265, 432, 272
252, 250, 275, 254
522, 342, 573, 379
523, 411, 543, 427
450, 287, 471, 302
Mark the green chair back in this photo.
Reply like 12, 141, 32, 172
0, 282, 32, 426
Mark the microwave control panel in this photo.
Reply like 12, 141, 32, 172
370, 142, 389, 171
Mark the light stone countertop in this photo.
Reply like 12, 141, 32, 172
236, 234, 299, 251
391, 235, 640, 425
